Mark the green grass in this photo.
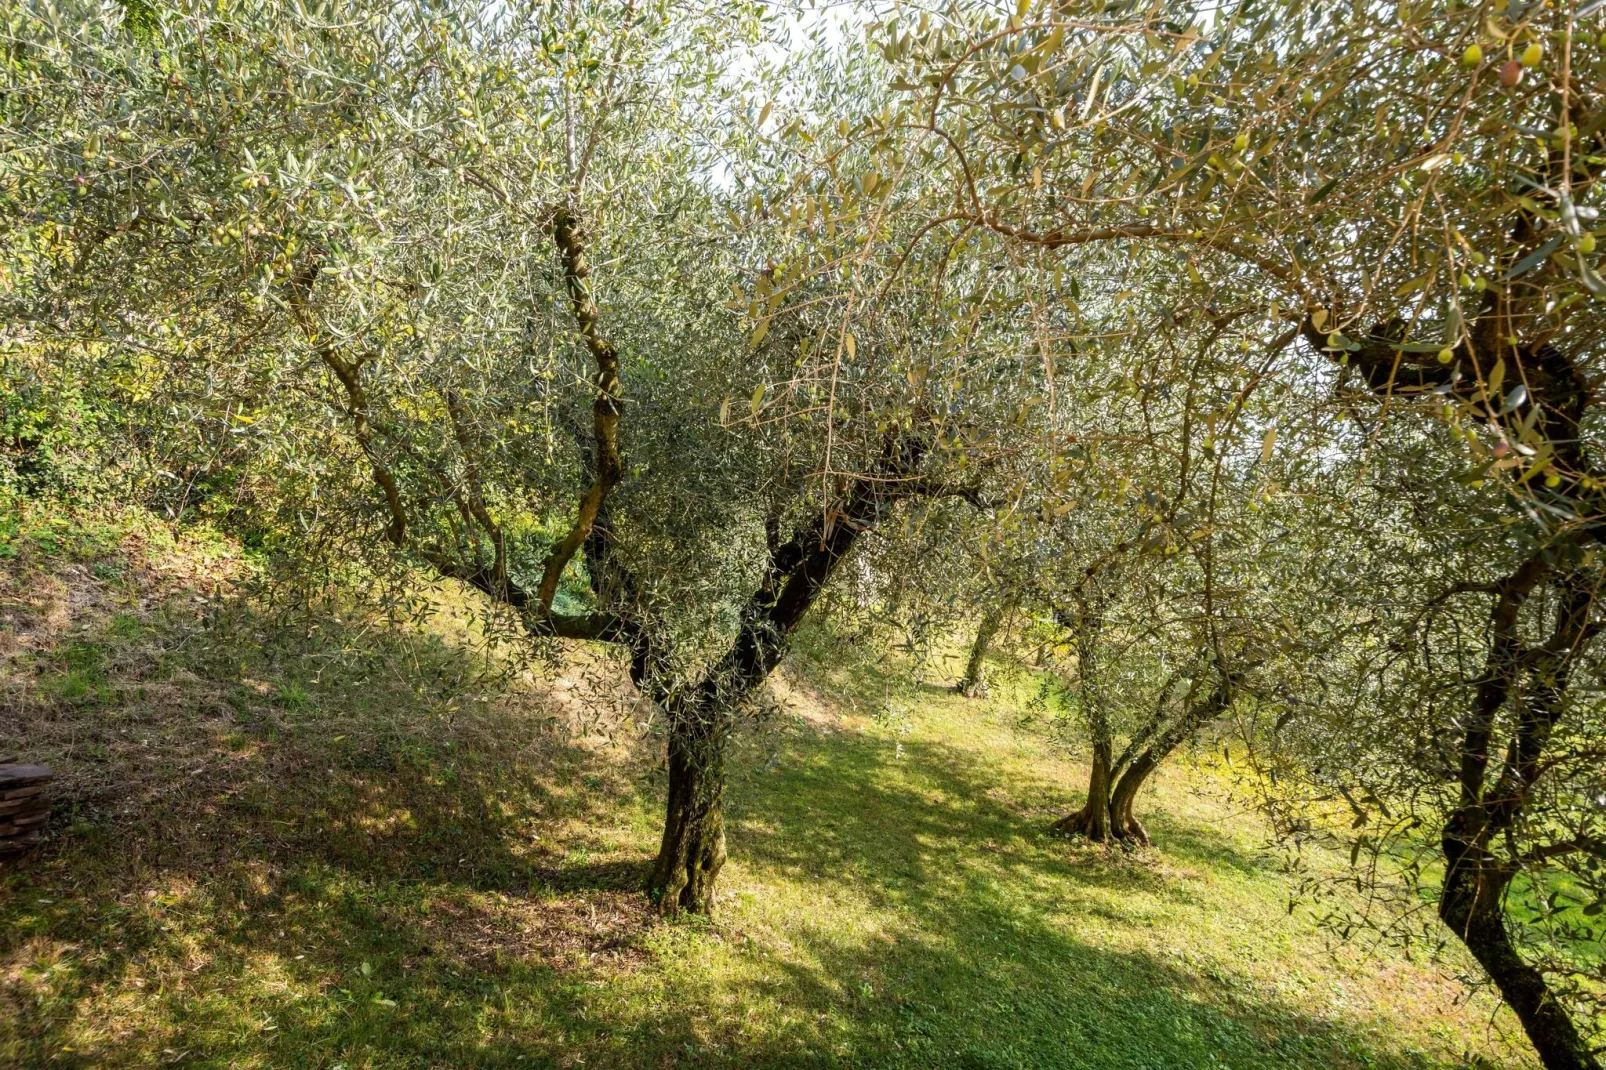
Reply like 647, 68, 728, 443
0, 522, 1536, 1068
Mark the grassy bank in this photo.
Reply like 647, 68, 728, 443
0, 511, 1533, 1067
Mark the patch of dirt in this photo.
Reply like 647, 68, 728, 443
418, 889, 655, 973
517, 643, 658, 754
767, 669, 851, 734
0, 526, 236, 650
0, 515, 679, 997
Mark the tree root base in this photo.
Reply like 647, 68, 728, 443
1052, 806, 1150, 847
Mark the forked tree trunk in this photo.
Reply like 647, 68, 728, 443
1058, 669, 1235, 845
635, 443, 923, 914
1106, 749, 1156, 845
1106, 674, 1236, 846
1433, 561, 1601, 1070
646, 704, 730, 914
956, 603, 1005, 697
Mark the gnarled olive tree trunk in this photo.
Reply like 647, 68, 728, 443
1436, 559, 1601, 1070
1105, 674, 1234, 845
647, 700, 730, 914
1290, 287, 1602, 1068
307, 194, 951, 918
1059, 668, 1235, 845
640, 449, 935, 913
1054, 730, 1112, 840
1053, 597, 1115, 840
955, 601, 1007, 697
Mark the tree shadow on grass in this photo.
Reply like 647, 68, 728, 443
0, 584, 665, 1066
0, 576, 1527, 1069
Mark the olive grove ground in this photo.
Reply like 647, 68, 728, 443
0, 507, 1537, 1068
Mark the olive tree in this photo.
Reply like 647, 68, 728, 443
3, 0, 1031, 912
874, 0, 1606, 1060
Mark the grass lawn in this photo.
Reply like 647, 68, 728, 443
0, 512, 1535, 1067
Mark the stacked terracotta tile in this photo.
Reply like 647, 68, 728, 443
0, 757, 52, 861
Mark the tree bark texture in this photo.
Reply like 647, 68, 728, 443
1436, 560, 1601, 1070
1059, 669, 1234, 846
956, 603, 1005, 697
642, 445, 923, 913
1054, 602, 1114, 840
646, 703, 729, 914
1054, 735, 1112, 840
1106, 674, 1234, 845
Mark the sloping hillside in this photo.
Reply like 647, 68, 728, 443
0, 512, 1533, 1068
